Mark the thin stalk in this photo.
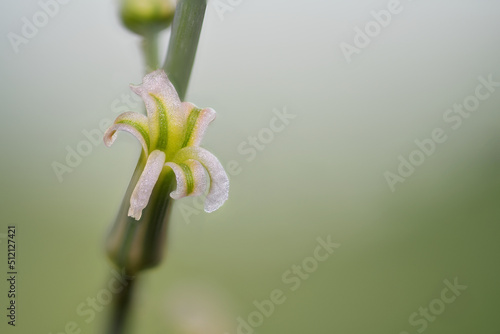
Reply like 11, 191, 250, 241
142, 31, 160, 72
163, 0, 207, 100
108, 277, 136, 334
106, 169, 175, 334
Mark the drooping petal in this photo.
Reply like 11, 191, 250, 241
103, 112, 150, 154
128, 150, 166, 220
183, 159, 208, 197
165, 159, 207, 199
164, 162, 186, 199
173, 147, 229, 212
180, 102, 216, 148
130, 70, 186, 157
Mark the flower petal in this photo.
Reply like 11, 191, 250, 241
128, 150, 166, 220
103, 112, 150, 155
173, 147, 229, 213
181, 102, 216, 148
130, 70, 185, 157
165, 159, 207, 199
164, 162, 186, 199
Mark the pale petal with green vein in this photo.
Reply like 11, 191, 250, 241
181, 102, 216, 147
173, 146, 229, 213
128, 150, 166, 220
130, 69, 186, 159
166, 159, 207, 199
103, 111, 150, 155
104, 70, 229, 220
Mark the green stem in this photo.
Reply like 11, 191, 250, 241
142, 32, 160, 72
108, 276, 136, 334
106, 171, 175, 334
163, 0, 207, 100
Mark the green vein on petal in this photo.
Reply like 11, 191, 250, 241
182, 107, 201, 148
150, 93, 168, 150
116, 119, 151, 150
178, 162, 194, 195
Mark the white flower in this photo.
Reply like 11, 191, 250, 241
104, 70, 229, 220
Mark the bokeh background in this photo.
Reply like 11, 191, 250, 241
1, 0, 500, 333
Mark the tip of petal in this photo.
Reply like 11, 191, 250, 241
203, 107, 217, 121
130, 69, 169, 94
128, 150, 166, 222
203, 181, 229, 213
202, 161, 229, 213
129, 69, 165, 94
144, 69, 168, 80
128, 206, 142, 221
129, 84, 141, 96
103, 129, 117, 147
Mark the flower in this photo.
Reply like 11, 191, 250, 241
104, 70, 229, 220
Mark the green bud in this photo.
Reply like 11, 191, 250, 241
120, 0, 177, 35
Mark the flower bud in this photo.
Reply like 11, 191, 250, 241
120, 0, 177, 35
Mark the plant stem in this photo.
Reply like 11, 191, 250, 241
105, 1, 208, 333
106, 172, 175, 334
142, 31, 160, 72
108, 276, 136, 334
163, 0, 207, 100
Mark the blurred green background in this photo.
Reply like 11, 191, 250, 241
1, 0, 500, 333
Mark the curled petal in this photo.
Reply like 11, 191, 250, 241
164, 163, 186, 199
103, 112, 150, 155
130, 70, 185, 156
165, 159, 207, 199
184, 159, 208, 197
174, 147, 229, 213
128, 150, 166, 220
181, 102, 216, 147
